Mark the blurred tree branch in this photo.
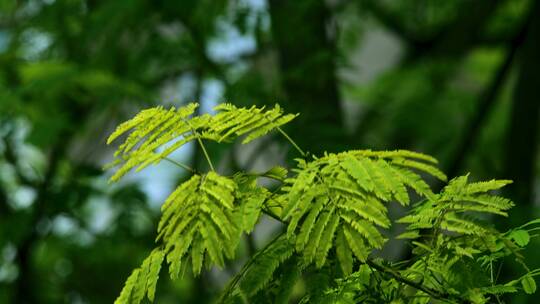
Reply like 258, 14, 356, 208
14, 141, 65, 303
504, 0, 540, 208
360, 0, 505, 61
350, 0, 507, 149
12, 96, 89, 302
359, 0, 427, 46
444, 4, 535, 179
2, 132, 35, 187
407, 0, 500, 60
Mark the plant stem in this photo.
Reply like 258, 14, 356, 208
164, 157, 196, 173
181, 116, 216, 172
218, 232, 287, 303
262, 207, 283, 223
277, 127, 306, 157
197, 137, 215, 171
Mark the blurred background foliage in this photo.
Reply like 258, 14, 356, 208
0, 0, 539, 303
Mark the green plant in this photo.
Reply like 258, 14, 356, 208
107, 103, 539, 303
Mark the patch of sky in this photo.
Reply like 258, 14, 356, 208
52, 214, 79, 237
51, 214, 95, 246
200, 78, 224, 114
206, 0, 268, 64
12, 186, 37, 209
0, 31, 9, 52
85, 196, 115, 234
207, 19, 256, 64
20, 28, 52, 60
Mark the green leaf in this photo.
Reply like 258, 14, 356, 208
336, 228, 353, 275
391, 158, 447, 182
238, 235, 295, 296
263, 166, 288, 181
340, 154, 374, 192
107, 103, 297, 182
156, 172, 241, 278
295, 198, 326, 250
239, 193, 266, 233
465, 179, 512, 194
146, 250, 165, 301
509, 230, 530, 247
115, 269, 140, 304
396, 230, 420, 239
275, 257, 301, 304
343, 226, 370, 262
114, 249, 165, 304
357, 264, 372, 286
521, 275, 536, 294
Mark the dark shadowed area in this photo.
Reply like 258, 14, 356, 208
0, 0, 539, 303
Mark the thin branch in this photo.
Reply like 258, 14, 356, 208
261, 206, 283, 223
164, 157, 196, 173
406, 0, 501, 61
181, 116, 216, 172
218, 232, 287, 303
197, 137, 215, 172
277, 127, 306, 157
360, 0, 425, 46
365, 259, 465, 303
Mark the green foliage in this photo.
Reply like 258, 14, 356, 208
106, 103, 297, 181
281, 150, 445, 271
522, 275, 537, 294
220, 234, 296, 302
108, 103, 540, 304
399, 175, 514, 238
115, 249, 164, 304
157, 172, 239, 278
